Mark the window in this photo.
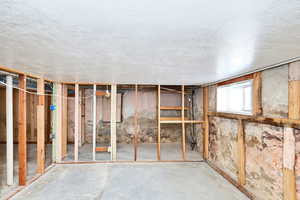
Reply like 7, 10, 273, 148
217, 80, 252, 115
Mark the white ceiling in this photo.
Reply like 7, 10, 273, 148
0, 0, 300, 85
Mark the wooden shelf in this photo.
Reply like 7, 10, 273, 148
160, 117, 185, 121
160, 106, 188, 110
160, 120, 204, 124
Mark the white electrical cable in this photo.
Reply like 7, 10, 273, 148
0, 80, 95, 100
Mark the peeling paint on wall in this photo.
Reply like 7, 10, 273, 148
245, 123, 283, 200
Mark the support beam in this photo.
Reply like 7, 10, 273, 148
6, 75, 13, 185
74, 84, 79, 161
283, 62, 300, 200
237, 119, 246, 185
55, 83, 63, 162
203, 87, 209, 160
18, 75, 27, 185
157, 85, 161, 160
181, 85, 186, 160
37, 79, 45, 173
92, 84, 96, 161
62, 84, 68, 158
252, 72, 262, 116
134, 84, 138, 161
110, 84, 117, 161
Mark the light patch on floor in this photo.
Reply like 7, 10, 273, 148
11, 163, 249, 200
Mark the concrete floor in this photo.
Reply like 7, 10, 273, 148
63, 143, 202, 162
11, 162, 249, 200
0, 144, 52, 199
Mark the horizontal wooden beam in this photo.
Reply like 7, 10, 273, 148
208, 112, 300, 128
218, 74, 254, 86
160, 120, 204, 124
160, 106, 188, 110
95, 147, 108, 152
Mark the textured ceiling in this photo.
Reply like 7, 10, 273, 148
0, 0, 300, 85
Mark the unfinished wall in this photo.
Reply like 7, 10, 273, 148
0, 88, 50, 143
207, 64, 289, 200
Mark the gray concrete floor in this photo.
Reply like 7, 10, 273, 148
0, 144, 52, 199
63, 143, 202, 162
11, 162, 249, 200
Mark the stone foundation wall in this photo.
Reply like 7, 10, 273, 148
207, 64, 290, 200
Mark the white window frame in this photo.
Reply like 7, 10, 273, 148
217, 79, 253, 115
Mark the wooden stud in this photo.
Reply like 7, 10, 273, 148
134, 84, 138, 161
92, 84, 96, 161
157, 85, 161, 160
252, 72, 262, 116
55, 83, 63, 162
111, 84, 117, 161
37, 79, 45, 174
74, 84, 79, 161
62, 84, 68, 158
6, 75, 13, 185
203, 87, 209, 160
283, 63, 299, 200
18, 75, 27, 186
181, 85, 186, 160
237, 119, 246, 185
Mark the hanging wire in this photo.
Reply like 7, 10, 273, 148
0, 80, 96, 100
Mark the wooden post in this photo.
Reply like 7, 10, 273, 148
37, 78, 45, 173
134, 84, 138, 161
203, 87, 209, 160
252, 72, 262, 116
74, 84, 79, 161
55, 83, 62, 162
18, 75, 27, 185
92, 84, 96, 161
111, 84, 117, 161
78, 89, 82, 147
237, 119, 246, 185
6, 75, 13, 185
181, 85, 186, 160
157, 85, 161, 160
62, 84, 68, 158
283, 62, 300, 200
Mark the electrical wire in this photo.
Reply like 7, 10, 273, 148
0, 80, 96, 100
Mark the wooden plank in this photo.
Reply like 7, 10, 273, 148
95, 147, 108, 152
203, 87, 209, 160
160, 106, 188, 110
237, 119, 246, 185
157, 85, 161, 160
96, 91, 106, 96
92, 84, 96, 161
55, 83, 63, 162
62, 84, 68, 158
74, 84, 79, 161
160, 117, 188, 121
252, 72, 262, 116
288, 80, 300, 120
181, 85, 186, 160
18, 74, 27, 186
218, 74, 254, 86
134, 84, 138, 161
160, 120, 204, 124
111, 84, 117, 161
37, 78, 45, 174
208, 112, 300, 129
6, 75, 13, 185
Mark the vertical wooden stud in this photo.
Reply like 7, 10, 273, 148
252, 72, 262, 116
92, 84, 96, 161
181, 85, 186, 160
37, 78, 45, 173
55, 83, 62, 162
157, 85, 161, 160
237, 119, 246, 185
111, 84, 117, 161
62, 84, 68, 158
134, 84, 138, 161
74, 84, 79, 161
6, 75, 13, 185
18, 75, 27, 185
203, 87, 209, 160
